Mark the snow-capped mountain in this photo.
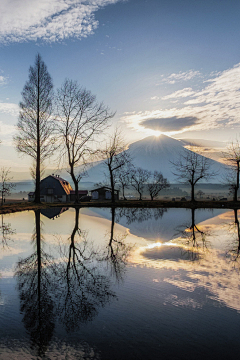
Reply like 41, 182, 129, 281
85, 134, 228, 184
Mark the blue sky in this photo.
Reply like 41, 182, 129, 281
1, 0, 240, 176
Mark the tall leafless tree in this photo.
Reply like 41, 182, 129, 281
147, 170, 170, 200
171, 150, 215, 202
223, 139, 240, 201
14, 54, 56, 203
131, 167, 151, 200
56, 79, 114, 203
102, 128, 131, 203
0, 167, 15, 205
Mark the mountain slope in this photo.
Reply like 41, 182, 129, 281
85, 135, 228, 184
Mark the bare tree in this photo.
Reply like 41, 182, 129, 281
131, 167, 151, 200
56, 79, 114, 203
102, 128, 131, 203
171, 150, 215, 202
14, 54, 56, 203
175, 208, 210, 262
223, 139, 240, 201
0, 167, 15, 205
115, 162, 134, 200
55, 208, 115, 331
0, 214, 15, 247
147, 170, 170, 200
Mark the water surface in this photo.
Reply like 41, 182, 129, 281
0, 207, 240, 359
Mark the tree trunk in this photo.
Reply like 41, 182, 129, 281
150, 194, 154, 200
35, 210, 41, 308
71, 208, 80, 242
70, 167, 79, 203
35, 65, 41, 204
236, 161, 240, 202
191, 182, 195, 202
109, 208, 115, 246
191, 208, 196, 243
109, 165, 115, 203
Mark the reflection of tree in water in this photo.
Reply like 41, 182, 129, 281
14, 207, 132, 355
117, 207, 167, 224
103, 208, 132, 282
15, 210, 55, 358
0, 214, 15, 248
175, 208, 210, 261
226, 209, 240, 265
56, 207, 116, 332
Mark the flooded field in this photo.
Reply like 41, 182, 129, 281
1, 207, 240, 359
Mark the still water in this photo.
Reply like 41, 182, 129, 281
1, 207, 240, 359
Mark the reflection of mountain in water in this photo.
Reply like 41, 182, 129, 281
88, 208, 227, 241
40, 207, 69, 220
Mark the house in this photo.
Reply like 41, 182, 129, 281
28, 174, 73, 203
91, 186, 119, 201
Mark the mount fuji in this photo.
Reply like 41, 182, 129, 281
85, 135, 228, 184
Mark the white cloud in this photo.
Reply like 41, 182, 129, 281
162, 70, 201, 84
0, 120, 16, 136
150, 96, 159, 100
0, 75, 7, 85
0, 0, 121, 44
162, 88, 195, 100
123, 63, 240, 135
0, 102, 19, 117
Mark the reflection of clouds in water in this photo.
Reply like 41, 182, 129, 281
163, 294, 202, 309
133, 244, 240, 311
0, 339, 100, 360
139, 242, 199, 262
129, 210, 240, 312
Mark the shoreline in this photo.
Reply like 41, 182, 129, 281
1, 199, 240, 215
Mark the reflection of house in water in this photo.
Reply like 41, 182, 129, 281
28, 175, 88, 203
40, 207, 69, 220
91, 186, 119, 201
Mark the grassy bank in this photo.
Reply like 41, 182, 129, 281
1, 199, 240, 215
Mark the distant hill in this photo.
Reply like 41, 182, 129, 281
85, 134, 228, 184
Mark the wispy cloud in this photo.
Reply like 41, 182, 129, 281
0, 0, 121, 44
162, 88, 195, 100
0, 75, 7, 85
150, 96, 159, 100
161, 70, 201, 84
123, 63, 240, 135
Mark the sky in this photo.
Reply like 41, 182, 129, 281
1, 0, 240, 178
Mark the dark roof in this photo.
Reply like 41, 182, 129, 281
70, 190, 88, 194
41, 207, 69, 219
91, 186, 119, 193
40, 175, 73, 196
